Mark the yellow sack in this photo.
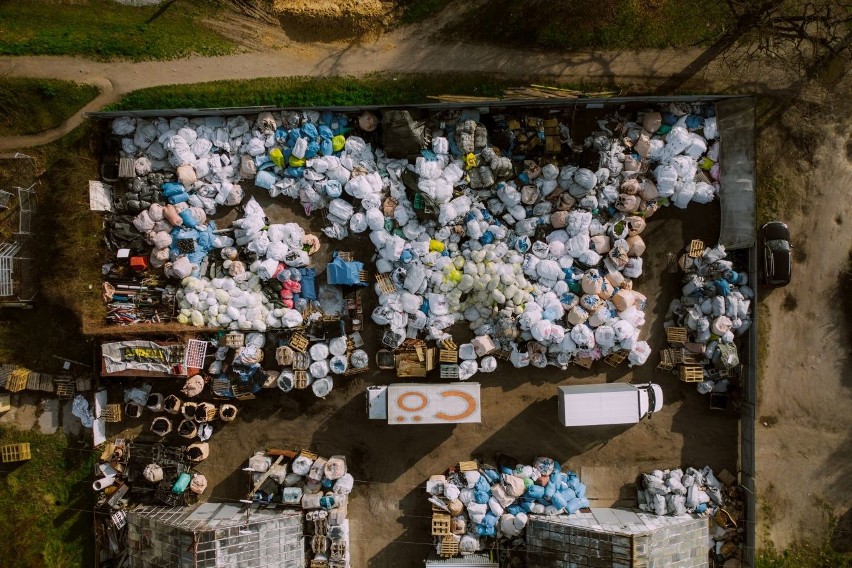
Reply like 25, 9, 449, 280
332, 135, 346, 152
288, 155, 306, 168
464, 153, 478, 170
269, 148, 284, 168
429, 239, 445, 252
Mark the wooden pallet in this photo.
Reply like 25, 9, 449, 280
342, 365, 368, 377
439, 535, 459, 558
118, 157, 135, 178
682, 351, 705, 365
293, 370, 309, 389
336, 251, 354, 262
432, 513, 451, 536
573, 356, 594, 369
55, 382, 75, 399
494, 349, 511, 361
232, 383, 257, 401
688, 239, 705, 258
6, 368, 28, 392
102, 403, 123, 422
375, 273, 396, 294
680, 366, 704, 383
1, 443, 31, 463
289, 332, 309, 353
439, 348, 459, 363
666, 327, 689, 344
603, 350, 629, 367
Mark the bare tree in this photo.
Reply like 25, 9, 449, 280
721, 0, 852, 80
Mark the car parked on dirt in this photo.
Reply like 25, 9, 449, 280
761, 221, 792, 287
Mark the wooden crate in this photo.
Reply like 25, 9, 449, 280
232, 383, 256, 400
439, 349, 458, 363
688, 239, 705, 258
75, 377, 93, 392
1, 443, 31, 463
289, 333, 309, 353
55, 382, 75, 399
666, 327, 688, 344
603, 350, 629, 367
375, 273, 396, 294
458, 460, 478, 472
118, 156, 135, 178
102, 403, 123, 422
682, 351, 705, 365
439, 535, 459, 558
573, 356, 593, 369
336, 251, 354, 262
680, 366, 704, 383
293, 352, 310, 371
5, 369, 27, 392
293, 370, 309, 389
431, 513, 451, 536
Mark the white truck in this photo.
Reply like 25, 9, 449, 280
557, 383, 663, 427
367, 383, 481, 425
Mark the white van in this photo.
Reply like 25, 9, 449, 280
557, 383, 663, 426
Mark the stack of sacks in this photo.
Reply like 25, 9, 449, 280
247, 450, 353, 568
638, 466, 725, 517
665, 243, 753, 352
426, 457, 589, 553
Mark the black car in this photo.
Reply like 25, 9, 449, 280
761, 221, 792, 287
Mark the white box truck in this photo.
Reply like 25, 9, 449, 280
557, 383, 663, 426
367, 383, 481, 425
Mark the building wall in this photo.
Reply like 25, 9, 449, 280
638, 517, 709, 568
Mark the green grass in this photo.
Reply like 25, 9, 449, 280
0, 426, 96, 568
106, 73, 515, 110
0, 78, 100, 137
0, 0, 235, 60
105, 73, 620, 111
442, 0, 733, 50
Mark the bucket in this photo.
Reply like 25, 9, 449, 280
277, 370, 294, 393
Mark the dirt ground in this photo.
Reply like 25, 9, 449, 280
755, 96, 852, 550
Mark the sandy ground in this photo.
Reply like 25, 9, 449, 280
755, 114, 852, 549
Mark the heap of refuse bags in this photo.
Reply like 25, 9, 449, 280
427, 457, 589, 555
110, 103, 721, 353
248, 450, 352, 568
637, 466, 725, 517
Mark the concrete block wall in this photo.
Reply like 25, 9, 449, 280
639, 517, 709, 568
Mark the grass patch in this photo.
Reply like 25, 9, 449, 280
0, 426, 96, 568
757, 509, 852, 568
442, 0, 733, 50
107, 73, 513, 110
0, 0, 235, 60
398, 0, 454, 25
105, 73, 620, 111
0, 78, 100, 137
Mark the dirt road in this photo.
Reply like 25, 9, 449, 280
0, 8, 783, 152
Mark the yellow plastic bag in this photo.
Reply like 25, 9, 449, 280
332, 135, 346, 152
269, 147, 284, 168
288, 155, 306, 168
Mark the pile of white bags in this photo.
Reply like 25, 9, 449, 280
427, 457, 589, 553
638, 466, 725, 518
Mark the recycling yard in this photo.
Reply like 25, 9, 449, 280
1, 95, 759, 568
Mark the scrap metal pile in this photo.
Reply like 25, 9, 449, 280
426, 457, 588, 557
107, 102, 721, 370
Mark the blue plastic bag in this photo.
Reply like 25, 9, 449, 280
319, 138, 334, 156
304, 141, 320, 159
474, 490, 490, 505
526, 485, 545, 499
301, 123, 318, 140
475, 476, 491, 493
255, 170, 276, 190
178, 209, 197, 228
167, 192, 189, 205
566, 497, 589, 514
